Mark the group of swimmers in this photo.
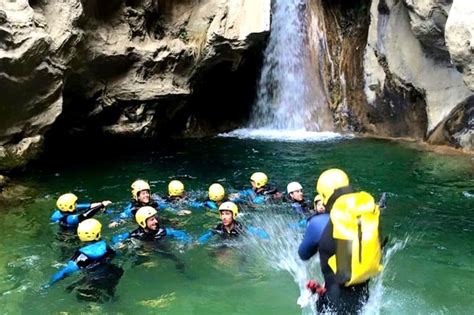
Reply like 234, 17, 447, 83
46, 172, 321, 291
46, 168, 383, 314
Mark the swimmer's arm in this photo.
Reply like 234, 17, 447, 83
48, 261, 80, 286
197, 230, 215, 245
166, 228, 192, 243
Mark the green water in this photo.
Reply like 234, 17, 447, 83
0, 137, 473, 314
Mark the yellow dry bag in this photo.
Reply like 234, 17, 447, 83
328, 191, 383, 286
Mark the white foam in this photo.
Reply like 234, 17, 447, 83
219, 128, 353, 142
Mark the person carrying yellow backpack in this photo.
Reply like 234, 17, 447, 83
298, 168, 383, 314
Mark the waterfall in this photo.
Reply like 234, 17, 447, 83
249, 0, 334, 132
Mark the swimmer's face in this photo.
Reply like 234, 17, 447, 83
138, 190, 151, 204
315, 201, 325, 213
220, 210, 234, 226
290, 189, 304, 202
146, 216, 159, 231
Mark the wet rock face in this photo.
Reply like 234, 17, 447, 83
445, 0, 474, 91
404, 0, 452, 60
0, 0, 270, 170
362, 0, 473, 150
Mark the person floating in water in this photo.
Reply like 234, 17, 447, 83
197, 201, 269, 244
286, 181, 312, 216
109, 179, 159, 228
111, 206, 192, 271
313, 194, 326, 214
111, 206, 192, 245
229, 172, 282, 206
188, 183, 227, 211
46, 219, 123, 302
298, 169, 383, 314
50, 193, 112, 229
154, 180, 193, 215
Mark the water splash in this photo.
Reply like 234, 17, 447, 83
248, 0, 334, 132
362, 237, 409, 315
242, 212, 320, 314
219, 128, 351, 142
243, 211, 409, 315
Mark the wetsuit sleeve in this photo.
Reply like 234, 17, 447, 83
157, 200, 170, 210
291, 203, 305, 215
111, 232, 131, 245
110, 203, 134, 224
49, 260, 80, 285
246, 226, 270, 240
165, 228, 192, 243
204, 201, 218, 210
77, 203, 105, 223
197, 230, 215, 245
65, 214, 80, 226
188, 201, 205, 209
50, 210, 62, 223
298, 214, 330, 261
230, 189, 254, 203
76, 202, 91, 210
252, 195, 266, 204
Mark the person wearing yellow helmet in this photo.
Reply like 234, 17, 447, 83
46, 219, 122, 299
188, 183, 228, 211
109, 179, 161, 228
298, 168, 382, 313
313, 194, 325, 214
111, 206, 192, 245
197, 201, 269, 244
229, 172, 282, 205
50, 193, 112, 229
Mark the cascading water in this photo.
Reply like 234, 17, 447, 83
222, 0, 342, 141
249, 0, 334, 132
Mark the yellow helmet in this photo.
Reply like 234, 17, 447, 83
77, 218, 102, 242
168, 180, 184, 197
316, 168, 350, 205
250, 172, 268, 188
208, 183, 225, 202
56, 193, 78, 212
314, 194, 323, 204
218, 201, 238, 218
135, 206, 158, 228
131, 179, 151, 200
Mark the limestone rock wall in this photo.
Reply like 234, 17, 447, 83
0, 0, 270, 169
361, 0, 473, 149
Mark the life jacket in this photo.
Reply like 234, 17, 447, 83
327, 191, 383, 286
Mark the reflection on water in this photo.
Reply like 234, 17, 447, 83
0, 137, 473, 314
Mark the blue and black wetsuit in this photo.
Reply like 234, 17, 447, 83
112, 225, 191, 271
112, 225, 192, 244
50, 203, 105, 229
48, 240, 122, 302
110, 199, 159, 225
298, 188, 369, 314
231, 184, 281, 205
198, 221, 269, 244
188, 198, 224, 211
288, 198, 312, 216
49, 240, 116, 285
